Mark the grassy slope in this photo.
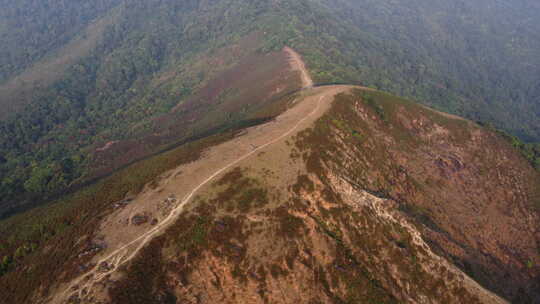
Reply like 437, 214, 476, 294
0, 29, 300, 218
87, 34, 300, 179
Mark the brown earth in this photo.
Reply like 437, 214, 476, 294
38, 51, 538, 304
47, 85, 532, 304
50, 85, 348, 304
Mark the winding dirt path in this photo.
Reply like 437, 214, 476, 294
52, 82, 504, 304
68, 95, 323, 301
54, 85, 350, 303
54, 51, 325, 303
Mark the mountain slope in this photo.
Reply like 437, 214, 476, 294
36, 85, 538, 304
0, 64, 538, 302
299, 0, 540, 141
0, 30, 302, 218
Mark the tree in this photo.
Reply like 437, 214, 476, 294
23, 165, 53, 194
1, 255, 12, 274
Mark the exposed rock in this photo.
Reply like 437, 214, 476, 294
67, 294, 81, 304
113, 198, 134, 209
98, 261, 113, 273
131, 214, 149, 226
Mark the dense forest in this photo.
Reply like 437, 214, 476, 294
0, 0, 123, 83
0, 0, 539, 218
293, 0, 540, 141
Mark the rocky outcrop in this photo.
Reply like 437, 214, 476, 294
130, 214, 149, 226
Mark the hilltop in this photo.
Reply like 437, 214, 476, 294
1, 79, 538, 303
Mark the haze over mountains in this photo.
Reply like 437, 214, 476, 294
0, 1, 539, 304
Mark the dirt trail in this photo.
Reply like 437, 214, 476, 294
51, 84, 504, 304
284, 47, 314, 88
52, 47, 323, 304
53, 85, 351, 304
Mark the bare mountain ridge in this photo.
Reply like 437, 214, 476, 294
36, 56, 539, 303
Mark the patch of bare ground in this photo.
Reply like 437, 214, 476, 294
50, 85, 351, 304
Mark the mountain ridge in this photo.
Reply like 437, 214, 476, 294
1, 76, 538, 303
25, 83, 535, 304
0, 2, 539, 303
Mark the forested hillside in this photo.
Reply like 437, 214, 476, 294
0, 0, 123, 83
0, 0, 300, 217
0, 0, 539, 218
297, 0, 540, 141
